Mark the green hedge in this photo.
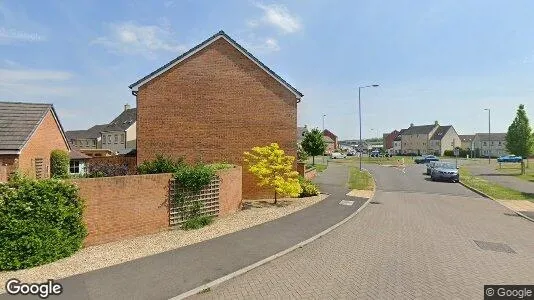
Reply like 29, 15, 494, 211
50, 149, 70, 179
0, 175, 86, 270
298, 176, 320, 197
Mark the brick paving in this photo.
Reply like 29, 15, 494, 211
193, 164, 534, 299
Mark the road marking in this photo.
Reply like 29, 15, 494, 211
339, 200, 355, 206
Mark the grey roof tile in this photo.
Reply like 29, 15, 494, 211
100, 108, 136, 132
430, 125, 453, 140
0, 101, 52, 151
403, 124, 438, 135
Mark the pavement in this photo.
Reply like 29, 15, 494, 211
0, 163, 366, 300
466, 163, 534, 219
193, 163, 534, 299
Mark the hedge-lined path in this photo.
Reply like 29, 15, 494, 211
0, 163, 366, 300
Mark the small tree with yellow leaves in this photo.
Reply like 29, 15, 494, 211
244, 143, 302, 204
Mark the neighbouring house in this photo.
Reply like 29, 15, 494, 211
323, 135, 336, 154
100, 104, 137, 153
383, 130, 400, 154
129, 30, 303, 199
392, 128, 407, 155
472, 133, 508, 158
459, 135, 475, 152
69, 149, 90, 176
0, 101, 70, 180
297, 125, 309, 145
400, 122, 440, 155
428, 125, 461, 156
323, 129, 338, 149
66, 124, 107, 149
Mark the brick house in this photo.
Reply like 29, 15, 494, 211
472, 133, 508, 158
383, 130, 400, 153
128, 31, 303, 199
323, 129, 338, 150
400, 122, 440, 155
459, 135, 475, 151
0, 102, 70, 179
100, 105, 137, 153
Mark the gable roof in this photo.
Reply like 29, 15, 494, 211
403, 124, 438, 135
69, 149, 91, 160
128, 30, 303, 99
66, 124, 107, 140
474, 133, 507, 141
459, 135, 475, 142
323, 129, 338, 139
100, 108, 136, 132
394, 128, 407, 141
0, 101, 70, 153
430, 125, 453, 140
323, 136, 334, 143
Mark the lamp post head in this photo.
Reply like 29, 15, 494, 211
372, 84, 379, 87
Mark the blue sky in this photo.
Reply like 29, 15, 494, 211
1, 0, 534, 139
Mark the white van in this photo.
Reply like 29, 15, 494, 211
331, 152, 347, 159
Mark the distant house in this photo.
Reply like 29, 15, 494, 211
297, 125, 309, 144
323, 129, 338, 150
69, 149, 90, 176
323, 135, 336, 154
459, 135, 475, 152
383, 130, 400, 153
472, 133, 508, 158
429, 125, 461, 156
392, 129, 407, 155
100, 105, 136, 152
400, 122, 440, 155
129, 30, 302, 199
0, 102, 70, 179
66, 124, 107, 149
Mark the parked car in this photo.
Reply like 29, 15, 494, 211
426, 161, 444, 175
347, 150, 356, 156
497, 155, 523, 163
331, 152, 347, 159
414, 155, 439, 164
430, 163, 459, 182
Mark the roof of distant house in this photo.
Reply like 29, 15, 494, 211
403, 124, 438, 135
128, 30, 303, 98
459, 134, 475, 142
69, 149, 91, 160
323, 129, 338, 139
474, 133, 507, 141
65, 124, 107, 140
0, 101, 69, 152
100, 108, 136, 132
323, 136, 335, 143
394, 128, 408, 141
430, 125, 453, 140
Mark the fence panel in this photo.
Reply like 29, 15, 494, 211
169, 178, 220, 227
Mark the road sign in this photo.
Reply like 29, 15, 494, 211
454, 147, 460, 157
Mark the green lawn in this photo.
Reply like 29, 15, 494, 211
338, 156, 415, 166
306, 163, 327, 173
348, 167, 374, 190
459, 167, 534, 201
496, 162, 534, 183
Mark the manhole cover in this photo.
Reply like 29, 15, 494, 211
473, 240, 516, 254
339, 200, 354, 206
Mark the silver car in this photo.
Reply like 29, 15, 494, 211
430, 163, 459, 182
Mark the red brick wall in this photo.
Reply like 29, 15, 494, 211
0, 155, 18, 181
217, 166, 242, 216
18, 111, 69, 178
136, 38, 298, 199
71, 174, 173, 246
384, 130, 400, 149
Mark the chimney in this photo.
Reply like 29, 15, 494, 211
434, 120, 439, 126
410, 123, 414, 127
124, 103, 131, 111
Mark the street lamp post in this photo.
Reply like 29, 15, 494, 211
484, 108, 491, 164
359, 84, 379, 170
322, 114, 326, 132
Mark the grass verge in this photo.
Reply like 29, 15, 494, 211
348, 167, 374, 190
459, 167, 534, 202
306, 163, 327, 172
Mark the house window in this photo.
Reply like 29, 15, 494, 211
120, 134, 125, 144
85, 140, 89, 146
114, 134, 118, 144
498, 141, 502, 146
483, 142, 487, 146
108, 135, 111, 143
70, 161, 80, 174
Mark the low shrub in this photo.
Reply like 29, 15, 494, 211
137, 155, 184, 174
208, 163, 233, 171
50, 149, 70, 179
86, 163, 129, 177
182, 215, 214, 230
174, 164, 216, 193
298, 176, 320, 197
0, 176, 86, 270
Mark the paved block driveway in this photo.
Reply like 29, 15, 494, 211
194, 163, 534, 299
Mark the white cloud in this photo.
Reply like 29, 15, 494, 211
244, 37, 281, 54
254, 3, 302, 34
0, 27, 45, 44
0, 68, 75, 98
163, 0, 175, 8
91, 21, 186, 58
